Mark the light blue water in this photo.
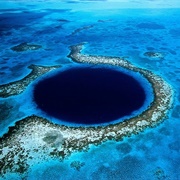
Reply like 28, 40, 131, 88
0, 1, 180, 179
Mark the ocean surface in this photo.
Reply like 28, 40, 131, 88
0, 0, 180, 179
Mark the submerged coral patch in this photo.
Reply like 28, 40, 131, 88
136, 22, 165, 30
33, 65, 147, 125
144, 52, 164, 59
11, 42, 42, 52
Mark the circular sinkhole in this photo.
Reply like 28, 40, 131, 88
33, 65, 151, 125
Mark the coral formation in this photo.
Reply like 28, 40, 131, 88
11, 42, 42, 52
0, 43, 173, 177
70, 161, 85, 171
144, 52, 164, 59
0, 64, 61, 98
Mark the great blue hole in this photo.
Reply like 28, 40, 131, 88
33, 65, 147, 125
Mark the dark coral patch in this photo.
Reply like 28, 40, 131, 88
11, 42, 42, 52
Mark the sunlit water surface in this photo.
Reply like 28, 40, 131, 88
0, 0, 180, 179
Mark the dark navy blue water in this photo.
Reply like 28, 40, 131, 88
33, 66, 145, 124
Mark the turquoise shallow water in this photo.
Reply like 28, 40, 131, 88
0, 1, 180, 179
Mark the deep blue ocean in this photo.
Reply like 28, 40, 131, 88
0, 0, 180, 179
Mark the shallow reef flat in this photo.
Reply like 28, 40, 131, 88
0, 43, 173, 177
0, 64, 61, 98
